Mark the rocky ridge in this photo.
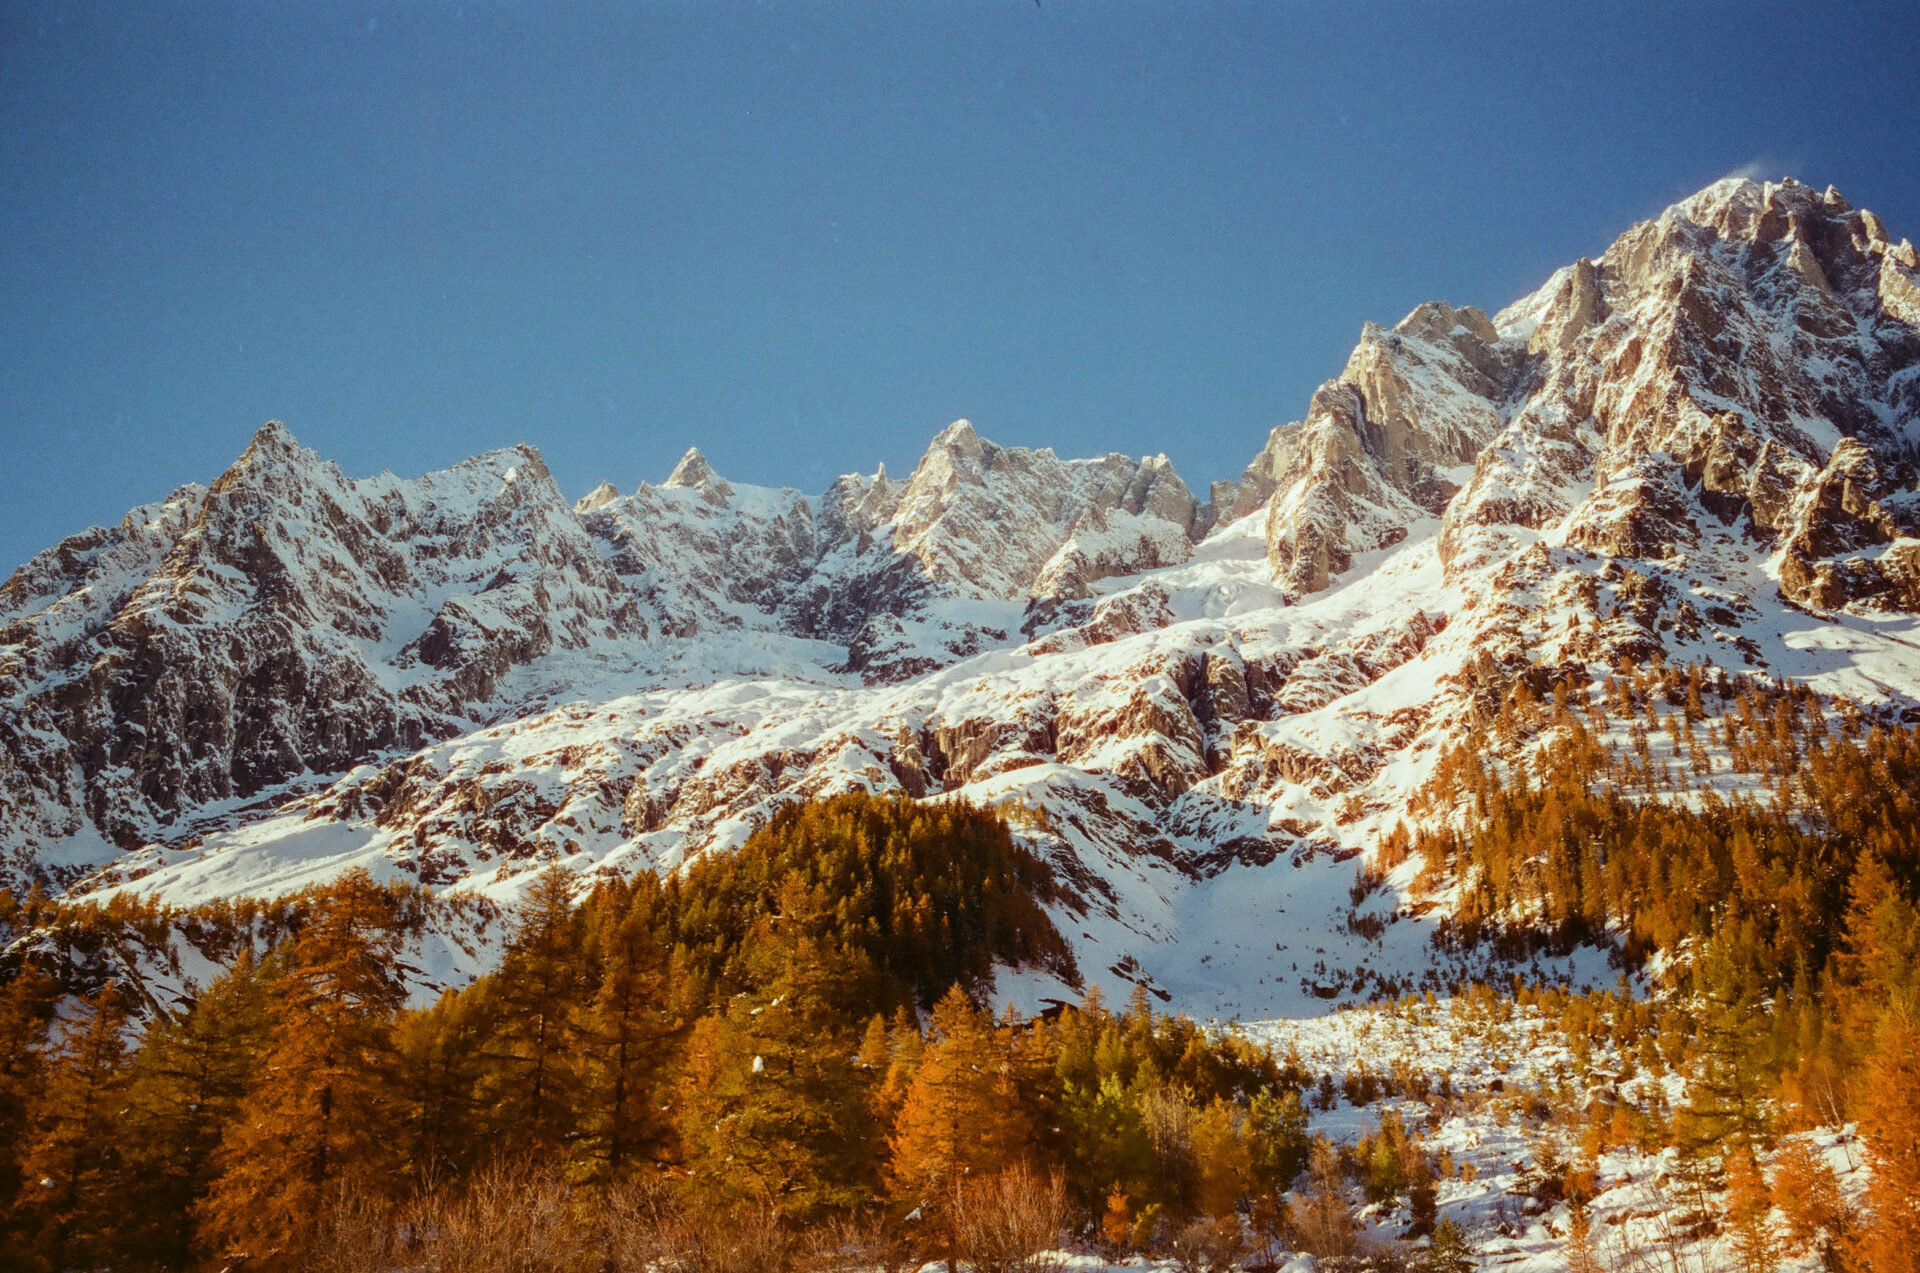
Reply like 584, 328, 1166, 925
5, 176, 1919, 1016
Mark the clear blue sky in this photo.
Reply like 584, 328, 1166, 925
4, 1, 1918, 571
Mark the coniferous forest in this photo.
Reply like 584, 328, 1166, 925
3, 676, 1919, 1273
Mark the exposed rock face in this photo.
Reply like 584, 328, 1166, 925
581, 418, 1207, 676
7, 177, 1920, 1018
0, 424, 645, 872
1253, 302, 1516, 595
1030, 503, 1195, 605
1440, 178, 1920, 608
1226, 179, 1920, 620
813, 421, 1202, 615
578, 450, 817, 636
1, 419, 1208, 877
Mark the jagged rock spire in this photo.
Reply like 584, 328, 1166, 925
664, 448, 719, 490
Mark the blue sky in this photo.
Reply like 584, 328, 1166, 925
3, 1, 1918, 570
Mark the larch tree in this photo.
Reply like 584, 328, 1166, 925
575, 898, 674, 1180
1190, 1098, 1253, 1220
1767, 1137, 1850, 1263
9, 986, 137, 1273
196, 870, 409, 1271
474, 864, 589, 1158
1723, 1149, 1780, 1273
121, 948, 272, 1270
0, 963, 57, 1256
390, 983, 490, 1187
1289, 1137, 1356, 1261
889, 986, 1038, 1207
1857, 1008, 1920, 1273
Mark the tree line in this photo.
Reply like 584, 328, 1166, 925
0, 794, 1371, 1272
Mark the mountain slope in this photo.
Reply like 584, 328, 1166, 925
5, 176, 1918, 1017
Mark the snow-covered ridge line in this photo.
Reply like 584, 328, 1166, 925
3, 175, 1918, 1018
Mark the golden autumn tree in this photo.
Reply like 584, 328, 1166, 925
574, 891, 675, 1180
1856, 1007, 1920, 1273
1768, 1137, 1849, 1262
389, 982, 490, 1186
889, 987, 1039, 1211
1723, 1149, 1780, 1273
1190, 1098, 1253, 1220
0, 962, 57, 1258
474, 865, 589, 1158
1564, 1204, 1604, 1273
120, 947, 272, 1270
8, 986, 137, 1273
195, 870, 409, 1270
872, 1006, 924, 1131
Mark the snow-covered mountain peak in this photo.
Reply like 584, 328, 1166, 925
1667, 173, 1771, 228
9, 176, 1920, 1018
926, 417, 991, 462
1661, 174, 1864, 243
232, 417, 303, 463
576, 481, 622, 513
663, 447, 727, 496
204, 418, 341, 499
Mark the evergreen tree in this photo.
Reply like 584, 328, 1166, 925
1674, 961, 1773, 1155
676, 925, 881, 1218
1424, 1217, 1475, 1273
1244, 1082, 1320, 1198
1059, 1073, 1157, 1215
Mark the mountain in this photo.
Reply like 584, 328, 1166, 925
4, 176, 1918, 1015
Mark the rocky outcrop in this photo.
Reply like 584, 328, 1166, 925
1776, 439, 1920, 609
581, 422, 1205, 671
827, 421, 1202, 612
579, 450, 817, 636
1564, 454, 1700, 561
1437, 177, 1920, 607
1257, 303, 1516, 596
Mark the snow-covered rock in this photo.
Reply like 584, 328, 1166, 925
6, 177, 1920, 1018
0, 423, 646, 885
